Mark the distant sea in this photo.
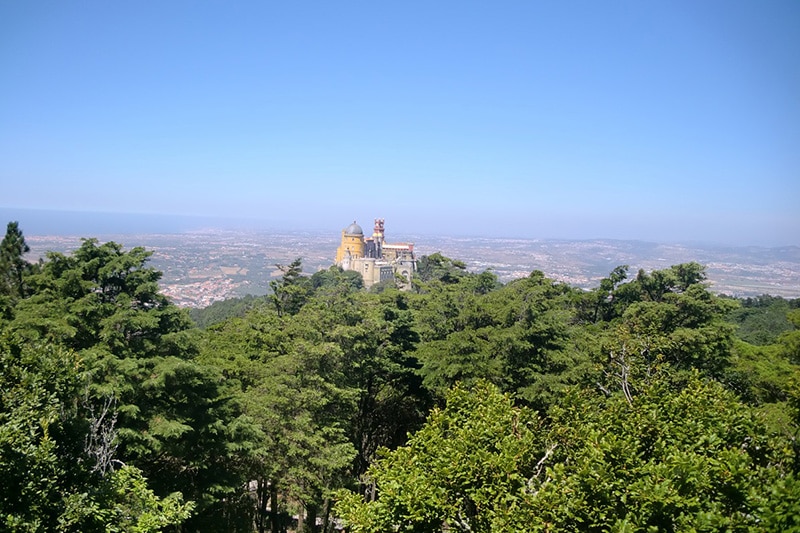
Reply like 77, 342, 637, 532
0, 208, 260, 236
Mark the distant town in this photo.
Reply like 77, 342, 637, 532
23, 228, 800, 308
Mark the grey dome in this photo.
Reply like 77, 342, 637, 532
345, 221, 363, 235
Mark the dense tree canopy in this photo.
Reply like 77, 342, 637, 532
336, 378, 800, 532
0, 339, 194, 531
1, 224, 798, 532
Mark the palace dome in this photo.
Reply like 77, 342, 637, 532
345, 222, 363, 235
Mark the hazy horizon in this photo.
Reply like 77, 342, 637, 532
2, 206, 798, 250
2, 2, 798, 247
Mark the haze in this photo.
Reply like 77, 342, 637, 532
1, 1, 798, 246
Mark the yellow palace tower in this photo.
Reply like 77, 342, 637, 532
335, 221, 366, 263
335, 218, 416, 289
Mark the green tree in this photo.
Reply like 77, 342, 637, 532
269, 258, 311, 316
251, 348, 356, 533
0, 341, 194, 532
115, 355, 257, 529
724, 338, 800, 414
309, 265, 363, 294
335, 381, 546, 533
197, 308, 288, 532
2, 238, 255, 530
413, 270, 585, 409
7, 239, 191, 359
727, 295, 795, 345
278, 288, 429, 531
0, 221, 33, 317
780, 309, 800, 364
197, 283, 432, 532
575, 265, 629, 323
189, 293, 262, 329
198, 299, 357, 533
315, 290, 429, 478
532, 374, 793, 532
414, 253, 468, 287
589, 264, 738, 397
337, 376, 797, 532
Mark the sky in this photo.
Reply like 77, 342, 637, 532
1, 1, 798, 245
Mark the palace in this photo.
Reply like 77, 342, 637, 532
335, 219, 416, 289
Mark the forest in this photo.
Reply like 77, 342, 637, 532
1, 220, 798, 533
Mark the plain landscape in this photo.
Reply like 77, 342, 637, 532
23, 228, 800, 308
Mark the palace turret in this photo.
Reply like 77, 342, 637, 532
335, 218, 416, 289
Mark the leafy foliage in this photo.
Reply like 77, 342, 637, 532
269, 257, 312, 317
0, 235, 254, 531
336, 381, 546, 533
189, 293, 263, 328
0, 221, 33, 319
2, 225, 798, 532
412, 268, 597, 410
538, 375, 789, 532
0, 341, 194, 532
780, 309, 800, 364
726, 294, 797, 345
337, 376, 798, 532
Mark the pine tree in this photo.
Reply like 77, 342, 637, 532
0, 221, 30, 294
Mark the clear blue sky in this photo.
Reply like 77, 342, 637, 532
1, 1, 798, 245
